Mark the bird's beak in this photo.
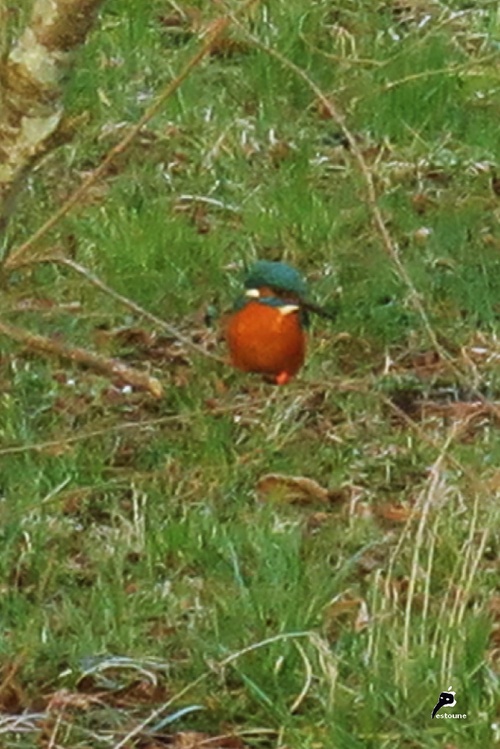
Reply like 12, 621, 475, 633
277, 304, 300, 316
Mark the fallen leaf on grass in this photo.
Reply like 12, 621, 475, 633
375, 502, 420, 525
401, 349, 443, 377
108, 679, 169, 708
157, 6, 202, 35
256, 474, 335, 505
268, 138, 293, 166
489, 596, 500, 618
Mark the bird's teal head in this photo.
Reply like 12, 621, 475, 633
232, 260, 309, 327
243, 260, 308, 299
231, 259, 337, 326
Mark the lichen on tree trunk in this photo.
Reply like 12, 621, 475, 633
0, 0, 105, 239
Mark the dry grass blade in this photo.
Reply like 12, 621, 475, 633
111, 631, 311, 749
382, 59, 496, 91
402, 448, 448, 659
290, 642, 313, 714
0, 712, 47, 735
0, 415, 185, 456
434, 490, 490, 683
307, 632, 338, 710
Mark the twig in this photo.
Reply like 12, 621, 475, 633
55, 256, 225, 363
0, 319, 163, 397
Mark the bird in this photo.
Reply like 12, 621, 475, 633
224, 260, 334, 385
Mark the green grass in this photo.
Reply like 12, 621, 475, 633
1, 1, 500, 747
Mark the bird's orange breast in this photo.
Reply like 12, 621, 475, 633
225, 300, 306, 383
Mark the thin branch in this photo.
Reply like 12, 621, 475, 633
8, 250, 223, 362
0, 318, 163, 397
55, 256, 225, 363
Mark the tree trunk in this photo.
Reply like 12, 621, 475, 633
0, 0, 105, 239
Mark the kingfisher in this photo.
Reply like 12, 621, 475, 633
225, 260, 334, 385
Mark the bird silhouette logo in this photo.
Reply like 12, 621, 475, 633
431, 686, 456, 718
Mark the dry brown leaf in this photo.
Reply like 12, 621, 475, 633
375, 502, 419, 525
406, 349, 442, 377
256, 473, 331, 505
157, 6, 202, 34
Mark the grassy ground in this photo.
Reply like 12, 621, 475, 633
1, 1, 500, 747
